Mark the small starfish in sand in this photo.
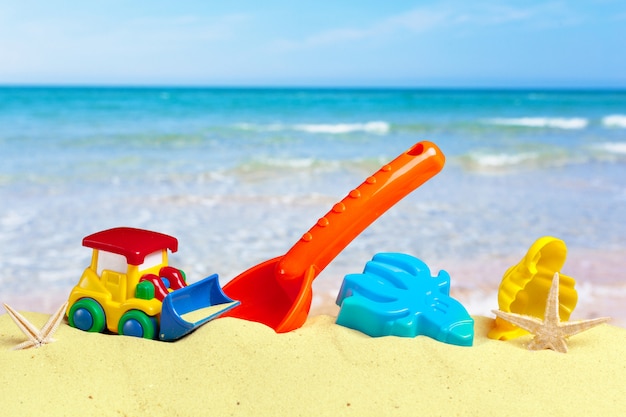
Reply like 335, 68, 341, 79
3, 302, 68, 350
492, 273, 610, 353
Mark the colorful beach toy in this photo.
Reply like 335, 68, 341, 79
66, 227, 239, 341
222, 141, 445, 333
488, 236, 578, 340
335, 253, 474, 346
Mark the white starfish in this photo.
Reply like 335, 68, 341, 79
3, 302, 68, 350
492, 273, 610, 353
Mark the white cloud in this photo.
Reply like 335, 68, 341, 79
380, 8, 449, 33
117, 13, 251, 43
271, 8, 447, 51
613, 10, 626, 20
269, 1, 581, 52
0, 12, 253, 81
0, 1, 610, 85
306, 27, 369, 45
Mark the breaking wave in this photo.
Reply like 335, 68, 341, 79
594, 142, 626, 155
234, 121, 390, 135
486, 117, 588, 129
459, 152, 543, 171
602, 115, 626, 128
294, 121, 389, 134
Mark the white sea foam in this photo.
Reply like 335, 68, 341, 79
465, 152, 539, 168
602, 114, 626, 128
255, 157, 317, 169
294, 121, 390, 134
232, 157, 345, 181
0, 210, 33, 229
234, 123, 285, 132
594, 142, 626, 155
488, 117, 588, 129
235, 121, 390, 134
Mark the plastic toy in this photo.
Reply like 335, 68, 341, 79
222, 141, 445, 333
488, 236, 578, 340
66, 227, 239, 341
335, 253, 474, 346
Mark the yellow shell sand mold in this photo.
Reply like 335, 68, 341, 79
488, 236, 578, 340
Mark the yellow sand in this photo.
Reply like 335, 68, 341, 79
180, 301, 238, 323
1, 313, 625, 417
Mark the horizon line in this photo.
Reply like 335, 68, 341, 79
1, 83, 626, 92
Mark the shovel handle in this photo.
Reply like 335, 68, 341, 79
276, 141, 445, 282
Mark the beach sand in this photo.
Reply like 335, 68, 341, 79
1, 312, 625, 416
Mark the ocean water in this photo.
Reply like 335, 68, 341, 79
1, 87, 625, 325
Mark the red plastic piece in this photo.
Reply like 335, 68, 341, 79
160, 266, 187, 290
82, 227, 178, 265
139, 274, 170, 301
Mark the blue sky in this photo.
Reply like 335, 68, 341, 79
1, 1, 625, 87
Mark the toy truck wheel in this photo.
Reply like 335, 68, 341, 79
118, 310, 157, 339
68, 298, 106, 333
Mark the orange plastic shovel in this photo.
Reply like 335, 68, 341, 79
222, 141, 445, 332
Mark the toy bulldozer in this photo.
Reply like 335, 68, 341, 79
66, 227, 238, 341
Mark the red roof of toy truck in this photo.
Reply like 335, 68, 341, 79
82, 227, 178, 265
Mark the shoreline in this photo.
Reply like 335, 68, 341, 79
3, 247, 625, 328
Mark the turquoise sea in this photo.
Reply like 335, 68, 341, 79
1, 87, 625, 324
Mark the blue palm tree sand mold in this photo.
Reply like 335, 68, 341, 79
335, 253, 474, 346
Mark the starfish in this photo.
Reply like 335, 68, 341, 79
492, 273, 610, 353
3, 302, 68, 350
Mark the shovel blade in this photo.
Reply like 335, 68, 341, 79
222, 258, 315, 332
